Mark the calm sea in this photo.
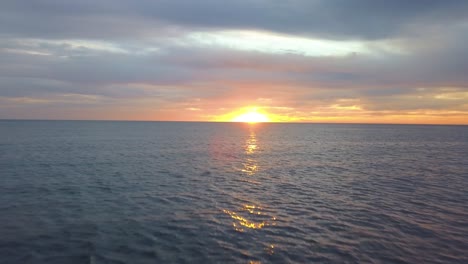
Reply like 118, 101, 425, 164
1, 121, 467, 263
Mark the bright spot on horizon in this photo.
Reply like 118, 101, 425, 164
232, 109, 270, 123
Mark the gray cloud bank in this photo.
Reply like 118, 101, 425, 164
2, 0, 468, 40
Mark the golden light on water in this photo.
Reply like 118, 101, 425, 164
219, 126, 278, 259
245, 130, 257, 155
242, 160, 258, 175
242, 130, 258, 175
223, 204, 276, 232
244, 204, 263, 215
223, 209, 266, 231
265, 244, 275, 255
246, 139, 257, 154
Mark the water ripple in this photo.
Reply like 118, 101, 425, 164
1, 121, 467, 263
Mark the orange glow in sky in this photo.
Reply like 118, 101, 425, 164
232, 110, 270, 123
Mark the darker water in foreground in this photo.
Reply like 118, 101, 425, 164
1, 121, 467, 263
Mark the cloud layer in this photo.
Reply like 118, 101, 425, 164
1, 0, 468, 123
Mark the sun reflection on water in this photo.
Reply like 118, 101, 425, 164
223, 204, 277, 232
241, 159, 258, 175
245, 131, 258, 154
242, 130, 259, 175
265, 244, 275, 255
222, 125, 278, 260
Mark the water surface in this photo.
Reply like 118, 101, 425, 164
1, 121, 467, 263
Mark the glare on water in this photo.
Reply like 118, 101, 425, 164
222, 125, 278, 262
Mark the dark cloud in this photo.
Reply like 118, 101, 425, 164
2, 0, 468, 40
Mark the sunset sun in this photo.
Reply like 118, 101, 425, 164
232, 109, 270, 123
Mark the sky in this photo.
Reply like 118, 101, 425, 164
1, 0, 468, 124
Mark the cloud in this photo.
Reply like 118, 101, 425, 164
0, 1, 467, 123
2, 1, 468, 40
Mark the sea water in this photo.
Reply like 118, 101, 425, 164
1, 121, 467, 263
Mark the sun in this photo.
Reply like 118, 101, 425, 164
232, 109, 270, 123
214, 106, 274, 123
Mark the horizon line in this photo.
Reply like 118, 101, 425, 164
1, 118, 467, 126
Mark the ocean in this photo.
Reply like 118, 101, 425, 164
1, 121, 467, 263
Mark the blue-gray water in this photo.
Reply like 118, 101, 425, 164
1, 121, 468, 263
